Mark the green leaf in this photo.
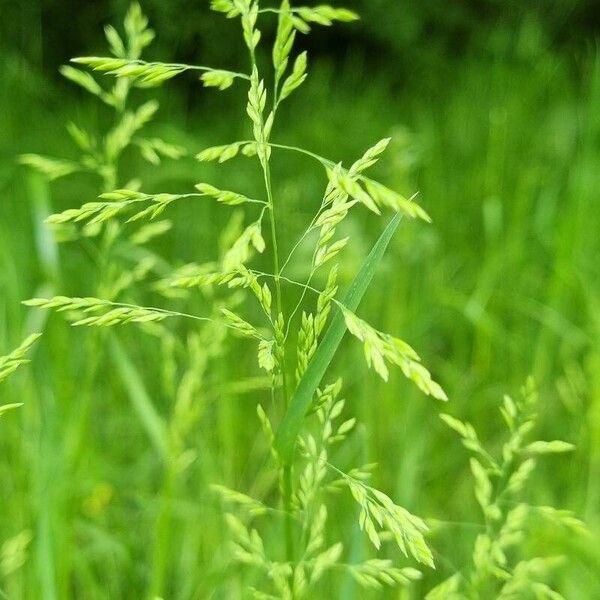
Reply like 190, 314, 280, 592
275, 214, 402, 464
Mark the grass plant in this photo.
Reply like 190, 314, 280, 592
0, 1, 596, 598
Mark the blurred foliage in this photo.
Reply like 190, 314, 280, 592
3, 0, 600, 76
1, 0, 600, 598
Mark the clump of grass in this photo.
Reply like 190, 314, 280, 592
24, 0, 445, 594
429, 378, 587, 599
18, 8, 196, 592
18, 1, 585, 597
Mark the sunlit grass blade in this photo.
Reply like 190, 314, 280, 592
275, 213, 402, 463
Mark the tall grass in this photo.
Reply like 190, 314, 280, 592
1, 1, 598, 598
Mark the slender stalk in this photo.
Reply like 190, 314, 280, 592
245, 13, 296, 567
284, 268, 317, 340
260, 83, 296, 574
262, 168, 289, 396
149, 459, 177, 596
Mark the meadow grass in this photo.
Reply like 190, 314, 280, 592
1, 2, 599, 598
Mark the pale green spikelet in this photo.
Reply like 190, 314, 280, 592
220, 308, 261, 339
0, 530, 33, 577
341, 306, 447, 399
222, 221, 266, 270
196, 141, 257, 163
211, 484, 268, 517
314, 264, 338, 336
344, 475, 434, 566
18, 154, 81, 181
279, 51, 307, 102
349, 137, 391, 175
273, 0, 295, 85
0, 333, 42, 386
135, 137, 186, 164
295, 312, 316, 382
346, 560, 422, 589
23, 296, 183, 327
195, 183, 265, 206
200, 69, 236, 90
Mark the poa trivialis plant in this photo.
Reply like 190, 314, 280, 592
17, 2, 586, 598
20, 1, 582, 598
428, 378, 586, 599
22, 1, 449, 595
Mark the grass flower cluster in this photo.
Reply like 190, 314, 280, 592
12, 2, 588, 598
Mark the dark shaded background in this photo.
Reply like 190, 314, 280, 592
4, 0, 600, 81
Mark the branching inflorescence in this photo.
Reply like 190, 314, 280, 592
19, 2, 583, 598
21, 1, 449, 595
427, 379, 586, 600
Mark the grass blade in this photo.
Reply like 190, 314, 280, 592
109, 335, 169, 460
275, 213, 402, 463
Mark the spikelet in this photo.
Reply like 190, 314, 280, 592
341, 306, 447, 400
0, 334, 42, 385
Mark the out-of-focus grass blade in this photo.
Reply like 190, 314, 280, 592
109, 335, 169, 460
0, 403, 23, 416
275, 213, 402, 464
28, 172, 61, 284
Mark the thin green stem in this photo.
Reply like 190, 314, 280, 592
250, 269, 324, 298
268, 142, 335, 168
279, 194, 327, 275
278, 225, 314, 274
262, 98, 297, 582
235, 140, 334, 169
282, 218, 323, 340
284, 265, 318, 341
245, 15, 295, 567
251, 270, 351, 318
264, 169, 284, 328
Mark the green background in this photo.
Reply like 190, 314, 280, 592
1, 0, 599, 598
